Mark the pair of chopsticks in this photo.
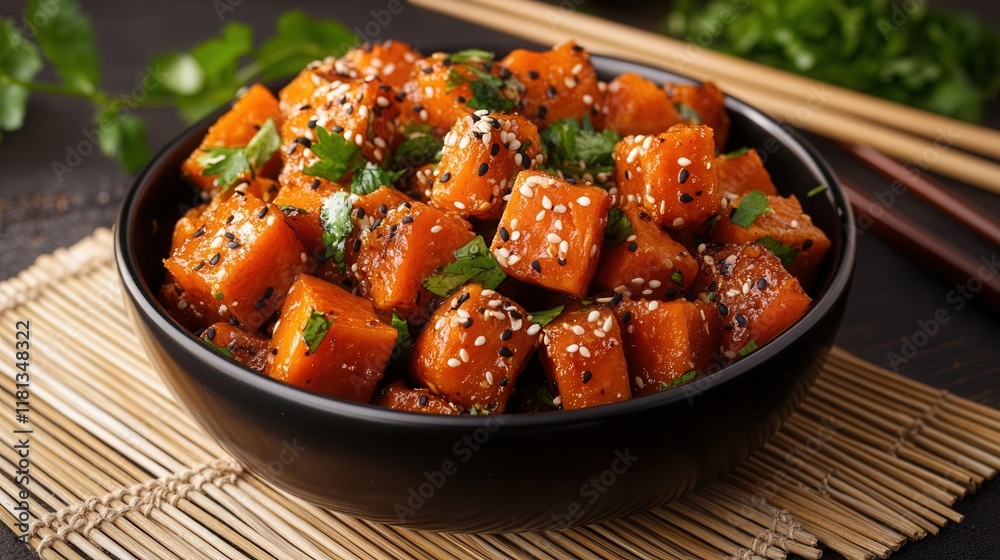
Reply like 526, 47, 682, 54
410, 0, 1000, 311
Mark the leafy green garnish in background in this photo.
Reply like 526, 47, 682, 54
423, 236, 507, 297
540, 115, 620, 179
0, 3, 356, 171
664, 0, 1000, 122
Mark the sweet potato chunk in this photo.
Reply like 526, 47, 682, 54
667, 81, 730, 149
613, 299, 720, 396
338, 40, 422, 88
398, 52, 508, 132
490, 171, 612, 298
200, 322, 270, 373
164, 195, 305, 330
374, 382, 465, 415
354, 199, 475, 319
712, 194, 831, 284
592, 204, 698, 300
615, 124, 721, 231
601, 72, 681, 136
539, 306, 631, 410
158, 277, 209, 332
432, 111, 543, 219
694, 244, 811, 354
715, 148, 777, 197
500, 41, 602, 127
410, 284, 537, 413
271, 181, 345, 266
182, 84, 283, 194
268, 275, 396, 402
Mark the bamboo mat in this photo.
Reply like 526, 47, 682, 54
2, 229, 999, 560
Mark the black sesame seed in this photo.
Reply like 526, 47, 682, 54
628, 241, 638, 252
572, 44, 584, 51
331, 125, 344, 133
194, 260, 205, 271
582, 370, 592, 383
622, 311, 632, 323
193, 228, 205, 238
307, 119, 318, 129
464, 318, 474, 328
537, 105, 548, 119
389, 224, 398, 233
402, 215, 414, 224
500, 67, 512, 79
501, 328, 512, 341
352, 238, 361, 252
345, 105, 354, 115
254, 299, 265, 310
546, 85, 557, 98
224, 232, 235, 240
439, 172, 451, 183
210, 253, 221, 265
666, 287, 678, 297
379, 203, 388, 214
228, 241, 240, 249
499, 346, 514, 357
299, 104, 312, 111
531, 259, 542, 273
679, 192, 694, 203
803, 239, 814, 250
478, 162, 489, 176
528, 70, 540, 79
418, 395, 429, 406
624, 170, 631, 180
678, 169, 690, 184
456, 96, 467, 103
264, 286, 275, 299
499, 377, 509, 387
491, 143, 500, 156
736, 314, 747, 325
229, 316, 240, 326
696, 190, 703, 196
757, 278, 768, 290
310, 179, 321, 190
356, 208, 366, 219
372, 217, 383, 229
203, 328, 216, 342
413, 104, 424, 112
558, 257, 567, 266
717, 303, 729, 317
294, 137, 312, 148
421, 66, 433, 74
271, 348, 279, 355
226, 215, 234, 224
509, 310, 523, 320
442, 57, 452, 67
499, 227, 510, 242
457, 292, 470, 304
611, 293, 623, 305
257, 207, 268, 219
492, 119, 501, 129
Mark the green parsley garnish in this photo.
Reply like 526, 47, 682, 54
659, 370, 697, 390
302, 309, 331, 354
213, 292, 225, 300
738, 339, 759, 357
278, 205, 308, 215
351, 164, 405, 196
730, 190, 770, 228
319, 191, 353, 273
449, 49, 493, 64
391, 313, 410, 348
198, 117, 280, 188
202, 338, 234, 358
757, 236, 799, 268
393, 133, 443, 169
540, 115, 620, 178
670, 269, 684, 285
721, 147, 749, 159
528, 305, 565, 327
807, 185, 828, 197
674, 102, 702, 124
422, 236, 507, 297
302, 125, 364, 183
536, 387, 557, 408
445, 49, 518, 112
603, 207, 634, 247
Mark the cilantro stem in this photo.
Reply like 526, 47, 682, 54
6, 77, 108, 103
235, 43, 334, 84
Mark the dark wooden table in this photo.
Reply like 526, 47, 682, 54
2, 2, 998, 559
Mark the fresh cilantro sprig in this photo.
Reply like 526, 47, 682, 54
302, 309, 332, 354
445, 49, 518, 112
391, 313, 410, 350
197, 117, 280, 188
304, 126, 404, 194
603, 207, 634, 247
540, 115, 620, 178
757, 236, 799, 268
730, 190, 770, 228
320, 191, 353, 273
423, 236, 507, 297
528, 306, 564, 327
673, 102, 702, 125
738, 339, 759, 357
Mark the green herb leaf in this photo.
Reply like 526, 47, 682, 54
198, 147, 248, 187
422, 236, 506, 297
604, 207, 634, 247
670, 269, 684, 285
0, 18, 43, 140
213, 292, 225, 300
391, 313, 410, 349
350, 165, 405, 195
279, 205, 308, 215
25, 0, 100, 95
95, 108, 150, 174
730, 190, 770, 228
302, 309, 332, 354
450, 49, 494, 64
540, 116, 620, 178
536, 387, 557, 408
674, 102, 702, 124
738, 339, 759, 357
303, 125, 364, 183
319, 191, 353, 273
445, 50, 517, 112
721, 147, 749, 159
255, 11, 356, 81
757, 236, 799, 268
659, 370, 697, 390
529, 305, 564, 327
393, 133, 444, 169
467, 77, 517, 112
807, 185, 828, 197
202, 338, 234, 358
173, 23, 254, 123
245, 117, 281, 167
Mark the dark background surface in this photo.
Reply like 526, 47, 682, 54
1, 1, 998, 558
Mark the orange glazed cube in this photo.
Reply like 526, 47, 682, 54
432, 111, 543, 219
278, 61, 342, 115
354, 199, 475, 319
613, 299, 720, 397
410, 284, 537, 413
539, 306, 631, 410
164, 195, 305, 330
199, 322, 270, 373
601, 72, 681, 137
614, 124, 721, 231
158, 277, 209, 332
398, 52, 504, 132
337, 40, 423, 89
268, 275, 396, 402
490, 171, 613, 298
667, 81, 730, 149
712, 193, 831, 285
374, 382, 465, 415
592, 204, 698, 300
695, 244, 812, 354
500, 41, 602, 127
715, 148, 777, 197
182, 84, 283, 194
271, 181, 345, 265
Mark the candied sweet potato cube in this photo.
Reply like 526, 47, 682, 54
592, 204, 698, 300
695, 244, 812, 353
613, 299, 720, 396
500, 41, 602, 127
715, 148, 777, 197
432, 111, 543, 219
374, 382, 465, 415
614, 124, 721, 231
158, 277, 209, 332
667, 81, 730, 149
338, 40, 423, 88
182, 84, 283, 194
410, 284, 537, 413
712, 194, 831, 284
601, 72, 681, 136
163, 195, 305, 330
539, 306, 631, 410
398, 52, 494, 132
272, 181, 345, 265
200, 322, 270, 373
354, 199, 475, 318
278, 62, 341, 115
268, 275, 396, 402
490, 171, 613, 298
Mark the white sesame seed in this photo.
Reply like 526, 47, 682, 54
511, 230, 521, 240
559, 240, 569, 254
177, 299, 188, 310
514, 153, 523, 166
572, 325, 585, 335
486, 371, 494, 385
571, 62, 583, 75
454, 201, 466, 209
677, 157, 692, 166
210, 236, 224, 249
475, 336, 487, 347
459, 135, 471, 149
553, 204, 567, 213
519, 184, 533, 197
590, 244, 597, 256
642, 289, 653, 295
724, 350, 737, 359
579, 346, 592, 358
508, 139, 522, 151
642, 136, 653, 150
431, 225, 443, 233
566, 344, 579, 353
635, 376, 645, 389
588, 310, 601, 323
456, 309, 471, 319
672, 217, 686, 228
593, 329, 606, 338
496, 247, 510, 258
526, 324, 541, 335
790, 220, 799, 228
419, 109, 429, 121
481, 289, 496, 296
602, 316, 613, 332
552, 395, 563, 406
448, 358, 462, 368
648, 301, 660, 311
546, 233, 561, 243
510, 218, 519, 229
554, 219, 563, 231
743, 282, 751, 295
628, 325, 635, 333
460, 348, 470, 362
542, 195, 553, 210
564, 77, 576, 88
436, 317, 446, 330
727, 289, 741, 297
582, 94, 594, 105
576, 196, 592, 206
626, 146, 640, 163
631, 277, 645, 285
507, 254, 520, 264
376, 96, 390, 107
536, 210, 546, 221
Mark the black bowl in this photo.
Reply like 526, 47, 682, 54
115, 53, 855, 532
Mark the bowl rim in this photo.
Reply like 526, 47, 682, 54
115, 51, 856, 430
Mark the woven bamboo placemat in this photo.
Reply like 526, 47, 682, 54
1, 229, 998, 560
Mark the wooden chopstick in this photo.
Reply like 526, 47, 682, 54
409, 0, 1000, 195
839, 143, 1000, 249
841, 177, 1000, 313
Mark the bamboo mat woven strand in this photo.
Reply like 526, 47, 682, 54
0, 229, 997, 560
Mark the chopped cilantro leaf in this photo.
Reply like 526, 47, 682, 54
730, 190, 770, 228
319, 191, 353, 272
603, 207, 634, 247
674, 102, 702, 124
422, 236, 506, 297
540, 115, 620, 178
350, 164, 405, 195
659, 370, 697, 390
670, 269, 684, 285
467, 78, 517, 112
391, 313, 410, 348
245, 117, 281, 167
721, 147, 749, 159
197, 117, 280, 188
302, 125, 364, 183
302, 310, 331, 354
213, 292, 225, 300
278, 205, 308, 215
202, 338, 234, 358
529, 305, 564, 327
757, 236, 799, 268
445, 50, 518, 112
393, 133, 443, 169
536, 387, 557, 408
807, 185, 828, 197
738, 339, 759, 357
